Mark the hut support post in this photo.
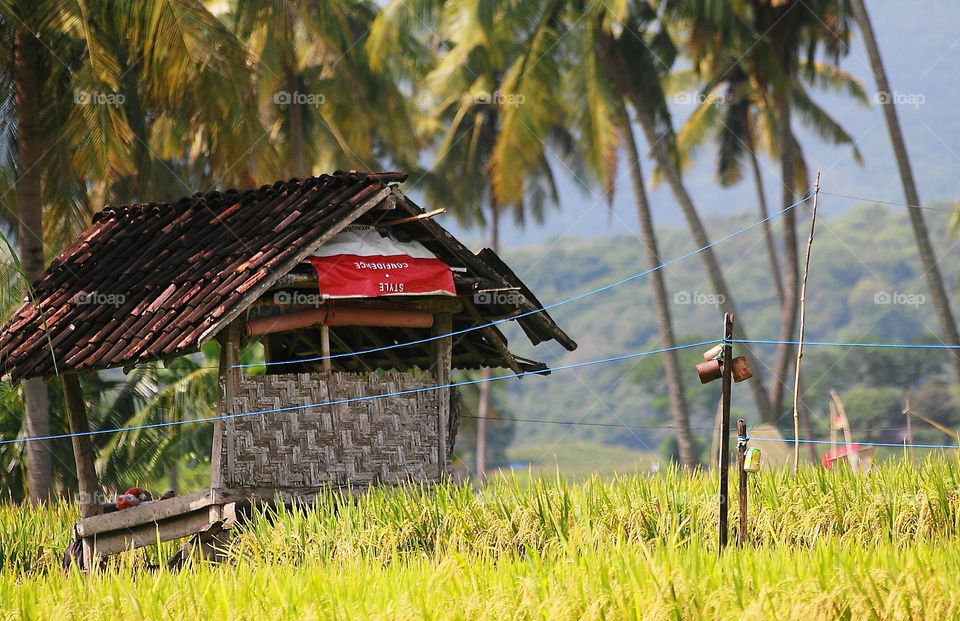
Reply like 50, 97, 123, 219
212, 320, 243, 489
61, 372, 100, 518
432, 313, 452, 478
320, 325, 332, 373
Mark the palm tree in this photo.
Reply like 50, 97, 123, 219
589, 3, 775, 423
665, 0, 858, 424
564, 15, 698, 467
224, 0, 420, 179
669, 59, 867, 310
0, 0, 263, 501
369, 0, 578, 477
848, 0, 960, 387
12, 19, 51, 502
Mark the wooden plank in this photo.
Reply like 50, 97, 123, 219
75, 489, 217, 537
167, 521, 227, 570
464, 300, 522, 375
86, 511, 215, 557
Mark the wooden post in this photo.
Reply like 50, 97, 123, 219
212, 320, 243, 489
320, 325, 332, 374
793, 173, 820, 471
736, 419, 748, 547
718, 313, 734, 552
432, 313, 453, 479
61, 372, 100, 518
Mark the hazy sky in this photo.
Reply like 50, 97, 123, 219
437, 0, 960, 248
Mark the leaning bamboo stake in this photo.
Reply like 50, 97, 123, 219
793, 173, 821, 472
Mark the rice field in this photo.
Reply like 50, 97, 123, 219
4, 457, 960, 619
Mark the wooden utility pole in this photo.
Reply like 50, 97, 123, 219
61, 373, 100, 518
793, 173, 820, 471
736, 419, 748, 547
718, 313, 734, 551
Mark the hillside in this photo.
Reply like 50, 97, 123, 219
484, 202, 960, 459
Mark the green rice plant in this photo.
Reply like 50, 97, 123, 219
4, 456, 960, 618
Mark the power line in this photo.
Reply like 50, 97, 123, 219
820, 190, 955, 213
460, 415, 719, 432
0, 340, 721, 446
750, 436, 959, 450
731, 338, 960, 350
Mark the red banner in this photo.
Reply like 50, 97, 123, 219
309, 225, 455, 299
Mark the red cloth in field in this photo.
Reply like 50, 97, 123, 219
309, 225, 455, 299
822, 444, 862, 469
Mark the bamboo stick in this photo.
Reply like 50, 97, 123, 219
793, 173, 821, 472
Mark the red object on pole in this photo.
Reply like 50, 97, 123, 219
822, 444, 863, 469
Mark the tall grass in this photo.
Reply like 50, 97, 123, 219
3, 456, 960, 618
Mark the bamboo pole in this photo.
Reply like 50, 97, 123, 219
320, 325, 332, 374
793, 173, 821, 472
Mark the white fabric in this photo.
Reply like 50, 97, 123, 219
312, 224, 438, 259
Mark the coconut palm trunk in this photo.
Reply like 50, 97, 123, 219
14, 29, 51, 503
475, 197, 500, 480
618, 102, 698, 467
596, 15, 772, 423
849, 0, 960, 385
745, 123, 784, 306
625, 98, 774, 423
769, 90, 800, 421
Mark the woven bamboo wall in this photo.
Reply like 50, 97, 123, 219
216, 372, 449, 490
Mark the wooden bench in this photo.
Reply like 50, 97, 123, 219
75, 488, 247, 569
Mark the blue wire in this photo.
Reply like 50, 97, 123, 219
233, 193, 814, 369
732, 339, 960, 350
0, 340, 721, 446
750, 437, 960, 450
